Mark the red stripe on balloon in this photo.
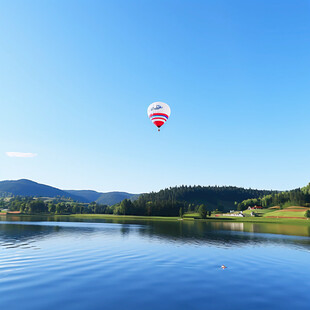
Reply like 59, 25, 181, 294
152, 117, 167, 122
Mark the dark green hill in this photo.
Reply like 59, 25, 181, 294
0, 179, 87, 202
0, 179, 138, 205
136, 185, 276, 211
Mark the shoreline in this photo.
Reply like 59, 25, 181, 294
2, 213, 310, 226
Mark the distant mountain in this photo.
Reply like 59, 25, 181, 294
66, 190, 138, 205
0, 179, 139, 205
0, 179, 88, 202
96, 192, 139, 205
65, 190, 102, 203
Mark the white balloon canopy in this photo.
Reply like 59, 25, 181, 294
147, 102, 171, 131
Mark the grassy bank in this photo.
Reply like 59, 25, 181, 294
69, 214, 181, 221
242, 209, 273, 216
3, 211, 310, 226
209, 215, 310, 226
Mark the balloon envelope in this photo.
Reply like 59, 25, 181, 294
147, 102, 171, 130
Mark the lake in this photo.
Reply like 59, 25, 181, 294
1, 216, 310, 310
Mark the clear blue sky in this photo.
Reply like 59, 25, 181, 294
0, 0, 309, 193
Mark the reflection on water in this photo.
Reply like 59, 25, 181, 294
1, 217, 310, 250
208, 220, 310, 237
2, 214, 310, 236
216, 221, 244, 231
245, 222, 310, 237
0, 221, 144, 250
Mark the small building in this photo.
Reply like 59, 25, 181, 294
226, 212, 244, 217
248, 205, 263, 210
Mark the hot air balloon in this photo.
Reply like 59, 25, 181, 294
147, 102, 171, 131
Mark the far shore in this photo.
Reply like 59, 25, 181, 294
2, 213, 310, 226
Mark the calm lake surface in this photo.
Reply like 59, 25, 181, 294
1, 216, 310, 310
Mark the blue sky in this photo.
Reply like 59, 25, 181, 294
0, 0, 309, 193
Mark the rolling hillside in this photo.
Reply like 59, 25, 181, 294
95, 192, 139, 205
65, 190, 102, 202
0, 179, 276, 209
0, 179, 87, 202
66, 190, 138, 205
0, 179, 138, 205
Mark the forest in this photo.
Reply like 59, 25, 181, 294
0, 185, 275, 217
237, 183, 310, 210
0, 197, 112, 215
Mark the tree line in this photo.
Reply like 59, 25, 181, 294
1, 196, 215, 218
1, 197, 112, 214
237, 183, 310, 210
0, 184, 278, 217
136, 185, 273, 209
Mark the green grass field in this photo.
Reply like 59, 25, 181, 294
183, 212, 200, 218
222, 207, 309, 219
242, 209, 274, 216
265, 207, 308, 218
